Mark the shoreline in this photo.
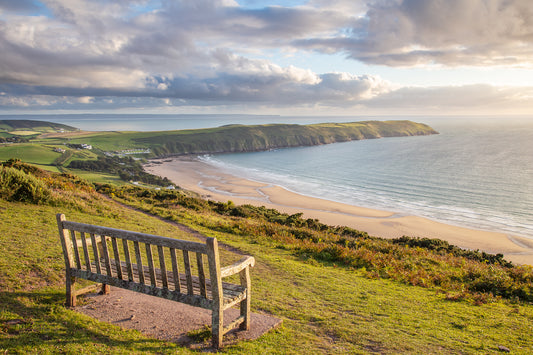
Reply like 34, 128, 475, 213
144, 156, 533, 266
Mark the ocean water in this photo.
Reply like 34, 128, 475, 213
6, 113, 533, 238
199, 116, 533, 239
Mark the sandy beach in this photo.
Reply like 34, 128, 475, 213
144, 156, 533, 266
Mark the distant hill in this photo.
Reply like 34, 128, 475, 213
132, 120, 439, 156
0, 119, 77, 134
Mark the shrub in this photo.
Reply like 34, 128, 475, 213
0, 166, 51, 204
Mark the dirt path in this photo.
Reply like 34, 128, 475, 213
77, 287, 281, 350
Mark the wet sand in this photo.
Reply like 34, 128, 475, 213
144, 156, 533, 266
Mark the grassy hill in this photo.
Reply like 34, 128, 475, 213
0, 120, 77, 137
1, 160, 532, 354
127, 120, 438, 156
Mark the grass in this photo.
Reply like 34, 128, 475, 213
66, 169, 127, 185
1, 163, 533, 354
0, 144, 61, 165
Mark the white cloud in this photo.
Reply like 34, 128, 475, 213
76, 96, 94, 104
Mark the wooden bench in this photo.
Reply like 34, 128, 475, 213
56, 213, 255, 348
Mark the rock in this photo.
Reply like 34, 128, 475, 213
498, 345, 511, 352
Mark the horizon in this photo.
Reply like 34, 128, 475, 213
1, 1, 533, 117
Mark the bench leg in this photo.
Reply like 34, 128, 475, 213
66, 276, 77, 307
212, 307, 223, 349
239, 297, 251, 331
239, 267, 251, 331
101, 283, 110, 294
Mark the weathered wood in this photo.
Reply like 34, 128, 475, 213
183, 250, 194, 295
70, 230, 82, 270
57, 213, 255, 349
94, 259, 245, 305
170, 248, 181, 292
157, 245, 168, 289
196, 252, 207, 297
62, 220, 208, 253
90, 233, 102, 274
56, 214, 76, 307
224, 315, 246, 335
110, 237, 123, 279
220, 256, 256, 278
145, 243, 157, 286
122, 239, 134, 282
80, 232, 92, 272
239, 266, 251, 330
100, 236, 113, 277
72, 269, 214, 309
206, 237, 223, 349
133, 241, 145, 284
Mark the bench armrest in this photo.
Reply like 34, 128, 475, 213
220, 256, 255, 278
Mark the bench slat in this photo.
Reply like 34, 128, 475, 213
100, 236, 113, 277
157, 245, 168, 289
110, 237, 123, 280
122, 239, 134, 281
89, 259, 246, 306
72, 268, 214, 309
90, 233, 102, 274
170, 248, 181, 293
183, 250, 194, 295
80, 232, 92, 272
145, 243, 157, 286
70, 230, 82, 269
196, 252, 207, 297
133, 241, 145, 285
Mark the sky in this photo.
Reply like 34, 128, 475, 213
1, 0, 533, 116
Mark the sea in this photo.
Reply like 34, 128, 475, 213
5, 113, 533, 239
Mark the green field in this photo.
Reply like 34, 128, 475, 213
67, 169, 128, 185
0, 144, 61, 165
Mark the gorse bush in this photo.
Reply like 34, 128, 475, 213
0, 159, 113, 214
0, 165, 51, 204
392, 236, 513, 267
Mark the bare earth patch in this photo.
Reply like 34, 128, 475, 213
76, 287, 282, 350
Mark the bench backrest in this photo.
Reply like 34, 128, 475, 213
56, 214, 223, 306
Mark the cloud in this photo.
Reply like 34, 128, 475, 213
365, 84, 533, 114
0, 0, 532, 113
297, 0, 533, 67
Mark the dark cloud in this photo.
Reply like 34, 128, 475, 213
298, 0, 533, 66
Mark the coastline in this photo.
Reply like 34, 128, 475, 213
144, 156, 533, 266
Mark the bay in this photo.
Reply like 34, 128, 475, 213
201, 116, 533, 239
5, 113, 533, 238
